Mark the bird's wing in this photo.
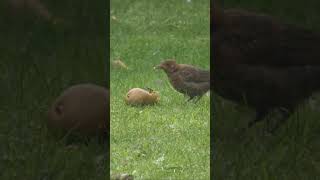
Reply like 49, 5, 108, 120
216, 9, 320, 67
182, 81, 210, 95
179, 67, 210, 83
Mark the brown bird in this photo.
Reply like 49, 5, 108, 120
212, 6, 320, 132
155, 59, 210, 102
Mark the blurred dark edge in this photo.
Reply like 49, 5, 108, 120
209, 0, 320, 179
0, 0, 110, 179
210, 0, 215, 179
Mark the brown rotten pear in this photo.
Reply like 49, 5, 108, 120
125, 88, 159, 106
112, 59, 128, 70
47, 84, 109, 136
155, 59, 210, 102
111, 173, 134, 180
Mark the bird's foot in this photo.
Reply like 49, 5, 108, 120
194, 96, 202, 103
247, 110, 269, 128
185, 96, 202, 103
267, 108, 292, 133
186, 97, 194, 102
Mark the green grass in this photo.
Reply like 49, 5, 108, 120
214, 0, 320, 179
0, 1, 108, 179
110, 0, 210, 179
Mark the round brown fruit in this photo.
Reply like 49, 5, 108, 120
125, 88, 159, 106
47, 84, 109, 136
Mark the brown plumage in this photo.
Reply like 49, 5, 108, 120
155, 59, 210, 102
8, 0, 53, 21
212, 6, 320, 132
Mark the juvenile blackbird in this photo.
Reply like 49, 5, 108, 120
212, 5, 320, 132
155, 59, 210, 102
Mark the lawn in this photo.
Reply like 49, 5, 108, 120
0, 0, 108, 179
110, 0, 210, 179
213, 0, 320, 179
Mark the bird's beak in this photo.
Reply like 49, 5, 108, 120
153, 65, 161, 70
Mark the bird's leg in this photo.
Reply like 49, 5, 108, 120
248, 110, 269, 128
99, 131, 108, 143
194, 96, 203, 103
183, 96, 193, 105
236, 110, 269, 135
269, 107, 293, 133
187, 96, 194, 102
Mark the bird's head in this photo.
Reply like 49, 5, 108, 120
154, 59, 179, 73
